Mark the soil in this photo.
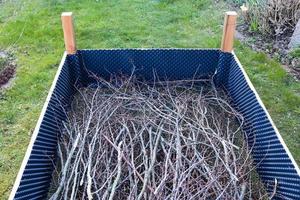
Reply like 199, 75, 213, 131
0, 50, 16, 88
236, 24, 300, 80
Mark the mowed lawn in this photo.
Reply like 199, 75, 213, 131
0, 0, 299, 198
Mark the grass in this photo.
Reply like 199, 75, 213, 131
0, 0, 299, 198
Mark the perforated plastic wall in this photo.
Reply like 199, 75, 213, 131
224, 53, 300, 199
12, 54, 81, 200
78, 49, 220, 84
11, 49, 300, 199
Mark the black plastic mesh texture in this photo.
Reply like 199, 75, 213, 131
78, 49, 220, 84
14, 54, 81, 200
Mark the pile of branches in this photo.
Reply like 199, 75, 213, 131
49, 74, 267, 199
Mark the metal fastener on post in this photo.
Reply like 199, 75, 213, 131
221, 11, 237, 53
61, 12, 76, 54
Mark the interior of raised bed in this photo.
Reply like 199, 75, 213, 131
11, 49, 300, 200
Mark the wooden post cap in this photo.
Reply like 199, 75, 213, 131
61, 12, 76, 54
221, 11, 237, 53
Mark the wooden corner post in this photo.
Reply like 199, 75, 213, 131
221, 11, 237, 53
61, 12, 76, 54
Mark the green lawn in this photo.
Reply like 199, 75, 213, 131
0, 0, 299, 198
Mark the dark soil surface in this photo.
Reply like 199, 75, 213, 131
0, 51, 16, 88
236, 24, 300, 80
0, 65, 15, 87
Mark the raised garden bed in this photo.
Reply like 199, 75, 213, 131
9, 12, 300, 200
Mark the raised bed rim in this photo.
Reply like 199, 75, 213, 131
231, 52, 300, 176
9, 52, 67, 200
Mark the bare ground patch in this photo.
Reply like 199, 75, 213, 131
235, 24, 300, 80
0, 50, 16, 89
